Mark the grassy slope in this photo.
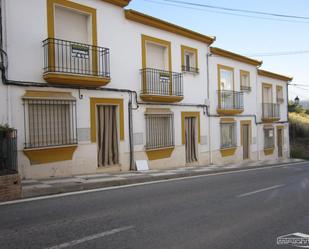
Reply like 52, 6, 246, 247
289, 112, 309, 160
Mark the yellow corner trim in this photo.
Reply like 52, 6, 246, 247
181, 45, 198, 70
264, 147, 274, 156
24, 145, 77, 165
140, 94, 183, 103
126, 10, 214, 44
146, 147, 174, 161
220, 147, 237, 157
90, 98, 124, 143
22, 90, 75, 100
181, 112, 201, 145
262, 118, 280, 123
258, 69, 293, 82
43, 73, 110, 87
217, 109, 244, 116
210, 47, 262, 66
101, 0, 130, 7
220, 117, 236, 123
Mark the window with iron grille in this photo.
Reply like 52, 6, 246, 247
264, 127, 274, 149
145, 113, 174, 150
220, 122, 237, 149
23, 99, 77, 149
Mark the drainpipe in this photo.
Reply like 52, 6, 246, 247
0, 0, 9, 125
256, 65, 261, 161
128, 92, 135, 170
206, 51, 213, 164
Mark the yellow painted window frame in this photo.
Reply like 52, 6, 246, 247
181, 112, 201, 145
90, 98, 125, 143
262, 83, 273, 103
263, 124, 275, 154
181, 45, 198, 72
141, 34, 172, 70
219, 118, 237, 157
240, 70, 250, 88
46, 0, 98, 74
217, 64, 235, 109
276, 85, 283, 102
141, 34, 172, 95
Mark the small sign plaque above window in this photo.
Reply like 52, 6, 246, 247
71, 44, 89, 59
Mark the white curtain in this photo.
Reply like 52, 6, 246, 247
97, 106, 119, 167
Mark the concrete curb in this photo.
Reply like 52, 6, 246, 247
22, 160, 307, 199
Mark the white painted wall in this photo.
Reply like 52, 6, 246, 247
1, 0, 290, 178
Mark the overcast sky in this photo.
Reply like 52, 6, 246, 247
128, 0, 309, 101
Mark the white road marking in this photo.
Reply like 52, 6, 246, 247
0, 161, 306, 206
43, 226, 134, 249
237, 184, 285, 198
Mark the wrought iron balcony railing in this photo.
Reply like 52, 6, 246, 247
43, 38, 110, 78
217, 90, 244, 110
262, 103, 280, 120
140, 68, 183, 97
181, 65, 199, 74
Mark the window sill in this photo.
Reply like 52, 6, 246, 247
264, 147, 274, 156
220, 147, 237, 157
182, 70, 199, 75
23, 145, 77, 165
145, 146, 175, 161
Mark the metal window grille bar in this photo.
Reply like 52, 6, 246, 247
145, 114, 174, 150
181, 65, 199, 74
141, 68, 183, 96
218, 90, 244, 110
264, 128, 275, 149
43, 38, 110, 78
220, 122, 237, 149
0, 129, 17, 173
23, 99, 78, 149
262, 103, 280, 119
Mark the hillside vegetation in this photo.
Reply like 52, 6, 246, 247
289, 112, 309, 160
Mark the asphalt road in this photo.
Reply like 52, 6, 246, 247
1, 162, 309, 249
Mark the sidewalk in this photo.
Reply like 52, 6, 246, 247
22, 158, 305, 198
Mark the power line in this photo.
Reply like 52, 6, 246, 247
290, 84, 309, 87
143, 0, 309, 24
160, 0, 309, 21
246, 50, 309, 57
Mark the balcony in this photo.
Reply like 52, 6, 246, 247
43, 38, 110, 86
140, 68, 183, 103
262, 103, 280, 122
217, 90, 244, 115
181, 65, 199, 74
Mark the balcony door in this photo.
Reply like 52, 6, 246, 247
219, 66, 234, 109
145, 42, 170, 95
54, 6, 92, 75
262, 84, 273, 118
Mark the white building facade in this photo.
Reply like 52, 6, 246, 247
0, 0, 292, 179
